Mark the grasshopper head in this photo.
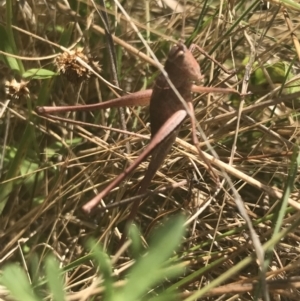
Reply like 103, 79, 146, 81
167, 42, 203, 84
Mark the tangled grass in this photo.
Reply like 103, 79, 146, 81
1, 0, 300, 300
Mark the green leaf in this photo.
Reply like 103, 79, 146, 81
0, 265, 41, 301
22, 69, 58, 79
148, 290, 178, 301
114, 215, 185, 301
45, 256, 65, 301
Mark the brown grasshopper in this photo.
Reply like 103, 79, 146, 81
37, 42, 239, 225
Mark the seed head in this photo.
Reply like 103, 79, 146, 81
55, 48, 99, 83
5, 79, 30, 100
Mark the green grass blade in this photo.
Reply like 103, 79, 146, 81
45, 256, 66, 301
